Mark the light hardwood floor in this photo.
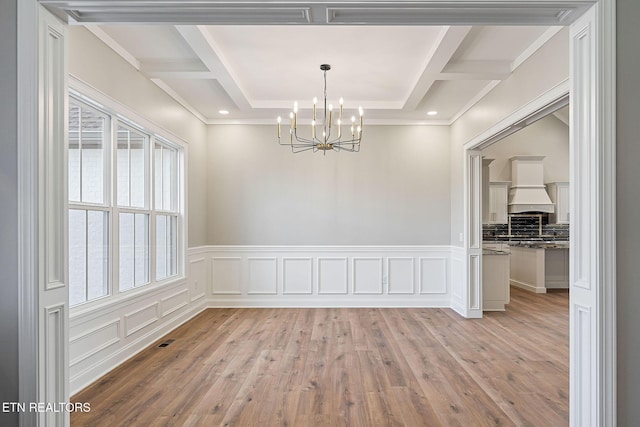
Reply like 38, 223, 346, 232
71, 287, 569, 426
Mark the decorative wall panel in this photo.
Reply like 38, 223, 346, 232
247, 257, 278, 294
161, 289, 190, 317
124, 303, 159, 337
189, 257, 206, 301
353, 257, 383, 294
211, 257, 242, 294
419, 257, 448, 294
69, 320, 120, 366
387, 257, 414, 294
283, 258, 313, 294
318, 258, 349, 294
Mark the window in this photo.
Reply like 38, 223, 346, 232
68, 102, 110, 306
68, 93, 184, 307
154, 142, 179, 281
116, 124, 150, 291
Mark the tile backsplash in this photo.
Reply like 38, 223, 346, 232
483, 214, 569, 242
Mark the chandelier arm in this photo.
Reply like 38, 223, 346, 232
292, 146, 316, 153
333, 144, 359, 153
278, 137, 324, 150
291, 130, 316, 144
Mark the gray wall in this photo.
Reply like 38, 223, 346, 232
206, 125, 451, 245
482, 114, 569, 182
0, 1, 19, 425
616, 0, 640, 423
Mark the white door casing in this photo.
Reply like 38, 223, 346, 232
569, 4, 617, 425
464, 149, 483, 319
38, 6, 70, 427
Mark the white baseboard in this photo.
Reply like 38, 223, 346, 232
510, 279, 547, 294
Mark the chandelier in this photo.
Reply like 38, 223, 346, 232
277, 64, 363, 154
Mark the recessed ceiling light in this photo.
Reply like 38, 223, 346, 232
218, 110, 229, 115
427, 111, 438, 116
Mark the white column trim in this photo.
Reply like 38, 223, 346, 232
17, 1, 40, 425
597, 0, 617, 424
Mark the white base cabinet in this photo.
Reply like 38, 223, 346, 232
509, 246, 569, 293
482, 252, 510, 311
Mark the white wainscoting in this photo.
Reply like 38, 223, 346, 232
203, 246, 453, 307
449, 246, 466, 316
69, 247, 209, 394
70, 245, 455, 395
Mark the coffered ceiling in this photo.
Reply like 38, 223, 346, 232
45, 1, 586, 125
83, 23, 564, 125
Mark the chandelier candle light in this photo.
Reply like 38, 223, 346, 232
277, 64, 363, 154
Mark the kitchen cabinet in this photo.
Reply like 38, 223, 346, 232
487, 182, 509, 224
482, 158, 494, 224
509, 245, 569, 292
482, 249, 510, 311
547, 182, 570, 224
544, 247, 570, 289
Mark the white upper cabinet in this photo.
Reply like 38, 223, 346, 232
482, 158, 494, 224
488, 182, 510, 224
546, 182, 570, 224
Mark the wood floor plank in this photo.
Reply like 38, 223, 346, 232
72, 287, 568, 426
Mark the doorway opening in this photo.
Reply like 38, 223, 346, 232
19, 1, 615, 425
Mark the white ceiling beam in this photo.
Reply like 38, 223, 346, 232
48, 2, 591, 26
511, 26, 564, 71
402, 25, 472, 111
438, 60, 511, 80
84, 25, 140, 70
140, 59, 217, 80
145, 70, 217, 80
175, 25, 251, 110
140, 59, 207, 73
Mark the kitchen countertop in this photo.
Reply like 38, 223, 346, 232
507, 241, 569, 249
483, 248, 510, 255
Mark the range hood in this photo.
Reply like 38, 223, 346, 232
508, 155, 555, 214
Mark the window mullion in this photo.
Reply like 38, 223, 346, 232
161, 145, 165, 210
78, 107, 83, 202
128, 131, 132, 207
84, 210, 89, 303
111, 116, 120, 299
150, 136, 155, 284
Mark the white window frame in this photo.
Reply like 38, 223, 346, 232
68, 99, 112, 306
114, 120, 151, 291
68, 78, 187, 312
153, 139, 181, 281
